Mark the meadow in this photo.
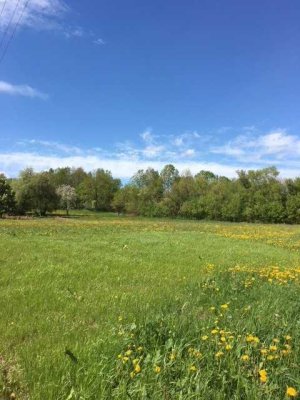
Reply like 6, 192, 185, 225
0, 213, 299, 399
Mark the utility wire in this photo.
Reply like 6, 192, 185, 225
0, 0, 21, 53
0, 0, 7, 19
0, 0, 30, 66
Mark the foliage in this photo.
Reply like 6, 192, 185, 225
56, 185, 77, 215
0, 175, 16, 217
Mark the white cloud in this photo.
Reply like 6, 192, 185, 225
1, 151, 299, 179
2, 128, 300, 179
93, 38, 105, 46
182, 149, 196, 157
0, 0, 67, 31
0, 0, 104, 45
211, 129, 300, 162
0, 81, 48, 99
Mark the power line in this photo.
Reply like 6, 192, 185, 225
0, 0, 21, 53
0, 0, 30, 66
0, 0, 7, 19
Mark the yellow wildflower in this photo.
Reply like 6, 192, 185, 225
241, 355, 249, 361
215, 351, 224, 358
259, 369, 267, 383
286, 387, 298, 397
134, 364, 141, 373
189, 365, 197, 372
130, 371, 135, 379
201, 335, 208, 341
154, 365, 161, 373
221, 304, 229, 310
225, 344, 232, 351
211, 329, 219, 335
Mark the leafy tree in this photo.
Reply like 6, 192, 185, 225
0, 176, 16, 217
56, 185, 77, 215
16, 171, 58, 216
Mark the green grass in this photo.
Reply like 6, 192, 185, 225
0, 215, 299, 399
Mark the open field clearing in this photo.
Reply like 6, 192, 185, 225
0, 214, 300, 399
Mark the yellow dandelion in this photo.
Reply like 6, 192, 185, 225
134, 364, 141, 373
241, 355, 249, 361
285, 335, 292, 341
259, 369, 267, 383
225, 344, 232, 351
221, 304, 229, 310
211, 329, 219, 335
189, 365, 197, 372
269, 345, 277, 352
215, 351, 224, 358
260, 348, 268, 355
201, 335, 208, 341
154, 365, 161, 373
220, 336, 226, 342
286, 387, 298, 397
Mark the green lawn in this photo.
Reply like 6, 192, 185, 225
0, 215, 299, 399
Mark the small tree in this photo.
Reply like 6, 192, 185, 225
0, 176, 16, 217
56, 185, 77, 215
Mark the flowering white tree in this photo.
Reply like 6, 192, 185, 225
56, 185, 77, 216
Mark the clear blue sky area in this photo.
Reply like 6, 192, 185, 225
0, 0, 299, 178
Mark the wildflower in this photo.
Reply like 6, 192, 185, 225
122, 356, 129, 363
286, 387, 298, 397
241, 355, 249, 361
137, 346, 143, 352
117, 354, 122, 359
189, 365, 197, 372
130, 371, 135, 379
132, 359, 139, 365
169, 352, 176, 361
285, 335, 292, 341
154, 365, 161, 373
211, 329, 219, 335
215, 351, 224, 358
269, 345, 277, 352
125, 350, 132, 356
261, 348, 268, 355
225, 344, 232, 351
259, 369, 267, 383
210, 306, 216, 311
281, 349, 291, 356
201, 335, 208, 341
273, 338, 280, 343
220, 336, 226, 342
267, 355, 274, 361
221, 304, 229, 310
134, 364, 141, 373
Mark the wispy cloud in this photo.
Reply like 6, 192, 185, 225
0, 0, 104, 44
1, 128, 300, 178
212, 129, 300, 162
0, 81, 48, 99
0, 0, 67, 31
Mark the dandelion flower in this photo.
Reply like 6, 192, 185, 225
286, 387, 298, 397
201, 335, 208, 341
215, 351, 224, 358
225, 344, 232, 351
259, 369, 267, 383
241, 355, 249, 361
189, 365, 197, 372
154, 365, 161, 373
221, 304, 229, 310
134, 364, 141, 373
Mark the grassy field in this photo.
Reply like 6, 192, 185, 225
0, 213, 299, 399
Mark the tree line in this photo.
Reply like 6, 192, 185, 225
1, 165, 300, 223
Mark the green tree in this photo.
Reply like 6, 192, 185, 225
0, 175, 16, 217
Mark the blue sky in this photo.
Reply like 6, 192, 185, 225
0, 0, 300, 178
